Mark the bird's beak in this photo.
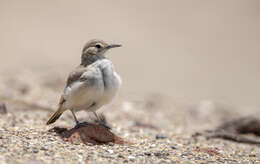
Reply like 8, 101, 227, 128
106, 44, 122, 49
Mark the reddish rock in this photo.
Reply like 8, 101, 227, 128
49, 122, 131, 145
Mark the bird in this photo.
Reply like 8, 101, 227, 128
46, 39, 122, 126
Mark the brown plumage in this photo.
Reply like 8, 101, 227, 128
46, 66, 90, 125
46, 96, 66, 125
46, 39, 121, 125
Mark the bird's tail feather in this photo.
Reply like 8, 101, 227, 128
46, 110, 63, 125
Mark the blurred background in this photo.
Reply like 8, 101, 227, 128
1, 0, 260, 108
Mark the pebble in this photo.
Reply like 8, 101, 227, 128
118, 154, 124, 158
170, 146, 177, 149
40, 147, 48, 151
107, 149, 114, 154
155, 134, 167, 139
33, 148, 39, 153
144, 152, 152, 156
128, 155, 135, 160
154, 152, 169, 157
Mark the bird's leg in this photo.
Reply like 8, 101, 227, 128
92, 112, 110, 129
71, 110, 88, 128
93, 111, 100, 121
71, 110, 79, 125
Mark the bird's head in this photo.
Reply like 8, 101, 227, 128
81, 39, 121, 66
82, 39, 121, 55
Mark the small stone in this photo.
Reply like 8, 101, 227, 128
150, 144, 156, 147
154, 152, 169, 157
108, 142, 114, 146
170, 146, 177, 149
144, 152, 152, 156
33, 148, 39, 153
25, 136, 31, 140
40, 147, 48, 151
107, 149, 113, 154
154, 152, 162, 157
155, 134, 166, 139
118, 154, 124, 158
128, 155, 135, 160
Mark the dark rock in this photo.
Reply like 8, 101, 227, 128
154, 152, 169, 158
170, 145, 177, 149
155, 134, 166, 139
144, 152, 152, 156
118, 154, 125, 158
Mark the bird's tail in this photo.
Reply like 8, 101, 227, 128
46, 107, 63, 125
46, 95, 66, 125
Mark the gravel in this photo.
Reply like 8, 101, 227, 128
0, 108, 259, 164
0, 71, 259, 163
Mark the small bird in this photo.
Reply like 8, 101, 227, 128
46, 39, 122, 125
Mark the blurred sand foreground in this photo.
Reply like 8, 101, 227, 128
0, 0, 260, 163
0, 68, 259, 163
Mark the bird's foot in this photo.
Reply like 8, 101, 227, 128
93, 113, 111, 129
97, 121, 111, 129
74, 121, 89, 129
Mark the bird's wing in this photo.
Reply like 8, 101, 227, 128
61, 65, 90, 102
65, 66, 88, 88
62, 65, 101, 106
46, 66, 88, 125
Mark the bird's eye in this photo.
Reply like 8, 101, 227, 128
95, 44, 102, 49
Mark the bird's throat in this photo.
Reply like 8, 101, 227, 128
80, 54, 106, 67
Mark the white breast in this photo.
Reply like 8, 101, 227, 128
102, 71, 121, 104
97, 59, 121, 105
63, 59, 121, 112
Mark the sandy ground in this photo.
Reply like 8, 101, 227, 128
0, 70, 259, 163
